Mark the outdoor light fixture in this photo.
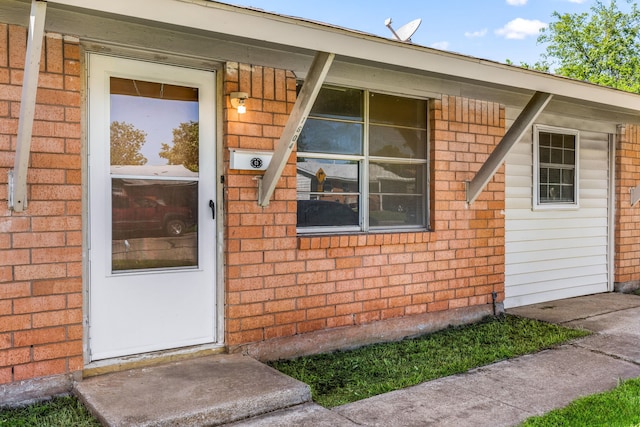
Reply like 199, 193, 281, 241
230, 92, 248, 114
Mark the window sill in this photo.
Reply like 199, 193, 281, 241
532, 202, 580, 211
297, 229, 431, 249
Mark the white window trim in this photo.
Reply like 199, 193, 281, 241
532, 124, 580, 211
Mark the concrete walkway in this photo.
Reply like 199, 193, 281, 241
75, 293, 640, 426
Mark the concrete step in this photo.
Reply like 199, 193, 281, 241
74, 354, 311, 427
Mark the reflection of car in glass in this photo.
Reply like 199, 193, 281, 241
112, 195, 195, 237
297, 200, 359, 227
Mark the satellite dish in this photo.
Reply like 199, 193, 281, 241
385, 18, 422, 42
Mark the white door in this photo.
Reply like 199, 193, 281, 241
88, 55, 217, 360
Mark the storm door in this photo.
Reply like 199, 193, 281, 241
88, 55, 217, 360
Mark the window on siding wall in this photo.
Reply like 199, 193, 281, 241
534, 125, 579, 208
296, 85, 428, 232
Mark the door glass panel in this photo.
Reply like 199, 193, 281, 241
110, 78, 199, 272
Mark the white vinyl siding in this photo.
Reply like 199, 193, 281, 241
504, 125, 610, 308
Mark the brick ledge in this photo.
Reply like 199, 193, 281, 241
298, 230, 433, 249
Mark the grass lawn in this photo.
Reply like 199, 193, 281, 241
0, 314, 590, 425
0, 396, 100, 427
268, 314, 589, 407
520, 376, 640, 426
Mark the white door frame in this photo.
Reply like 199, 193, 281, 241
84, 53, 224, 363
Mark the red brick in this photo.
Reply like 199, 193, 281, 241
12, 232, 65, 248
33, 340, 82, 361
0, 249, 29, 266
32, 308, 81, 328
305, 259, 335, 271
14, 327, 66, 347
0, 333, 10, 350
264, 324, 296, 340
356, 310, 382, 324
0, 348, 31, 366
240, 289, 274, 304
274, 310, 305, 325
306, 306, 335, 320
264, 299, 295, 313
13, 295, 67, 314
14, 263, 67, 281
13, 359, 67, 381
0, 367, 13, 385
227, 329, 264, 345
228, 302, 265, 319
336, 257, 362, 269
32, 278, 81, 295
298, 271, 327, 285
297, 319, 326, 334
306, 282, 335, 296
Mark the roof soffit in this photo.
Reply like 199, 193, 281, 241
14, 0, 640, 118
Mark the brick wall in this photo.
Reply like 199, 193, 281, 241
0, 25, 83, 385
223, 61, 506, 353
615, 125, 640, 289
0, 29, 507, 384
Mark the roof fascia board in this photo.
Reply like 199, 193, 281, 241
44, 0, 640, 113
466, 92, 553, 205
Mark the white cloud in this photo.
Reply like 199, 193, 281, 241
506, 0, 527, 5
495, 18, 547, 39
465, 28, 488, 38
431, 41, 450, 50
567, 0, 587, 3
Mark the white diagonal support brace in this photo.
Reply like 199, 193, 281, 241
466, 91, 553, 205
9, 0, 47, 212
258, 51, 335, 206
631, 184, 640, 206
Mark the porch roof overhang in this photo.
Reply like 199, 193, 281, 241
6, 0, 640, 206
31, 0, 640, 117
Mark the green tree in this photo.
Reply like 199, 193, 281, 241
537, 0, 640, 92
159, 121, 199, 172
110, 121, 147, 165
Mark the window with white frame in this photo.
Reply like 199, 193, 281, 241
534, 125, 579, 207
296, 85, 428, 232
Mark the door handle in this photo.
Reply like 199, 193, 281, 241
209, 200, 215, 219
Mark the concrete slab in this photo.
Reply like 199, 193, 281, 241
74, 354, 311, 427
74, 294, 640, 426
333, 345, 640, 427
456, 346, 640, 415
334, 379, 531, 427
507, 293, 640, 324
551, 304, 640, 365
564, 306, 640, 336
227, 403, 357, 427
576, 334, 640, 365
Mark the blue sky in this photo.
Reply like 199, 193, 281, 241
218, 0, 594, 65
